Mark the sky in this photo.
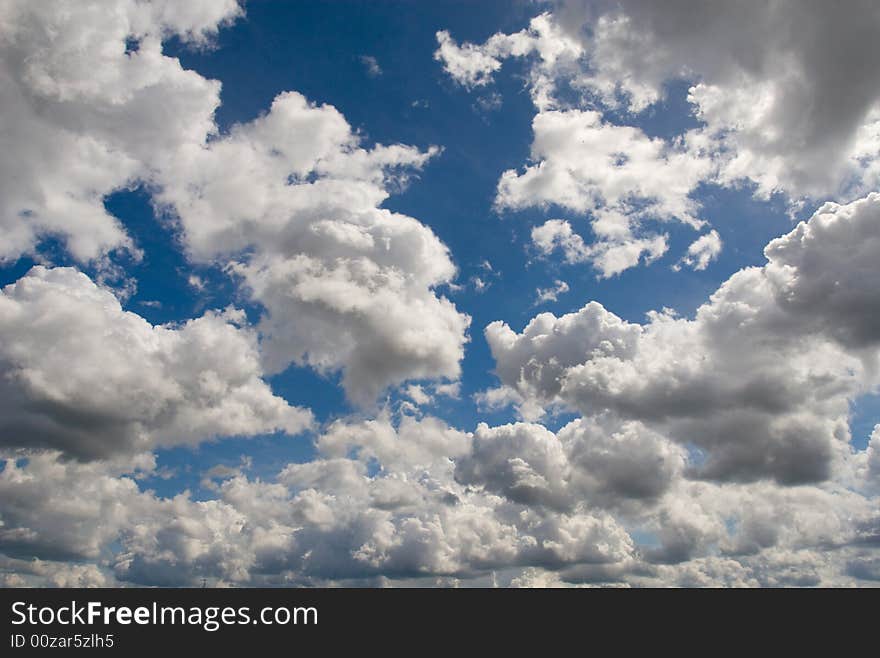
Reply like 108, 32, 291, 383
1, 0, 880, 587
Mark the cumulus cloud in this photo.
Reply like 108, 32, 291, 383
0, 266, 311, 459
1, 414, 636, 586
437, 13, 718, 276
531, 220, 590, 263
4, 407, 877, 587
675, 230, 722, 271
530, 217, 668, 278
534, 280, 569, 305
0, 0, 241, 263
763, 193, 880, 349
151, 90, 470, 405
498, 110, 711, 276
497, 110, 711, 226
1, 1, 470, 407
2, 0, 880, 589
553, 0, 880, 199
438, 2, 880, 279
487, 194, 880, 484
435, 13, 583, 110
0, 410, 639, 585
0, 452, 156, 563
456, 417, 683, 511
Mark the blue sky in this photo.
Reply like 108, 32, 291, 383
2, 1, 880, 587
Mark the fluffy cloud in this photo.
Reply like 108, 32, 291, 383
152, 90, 470, 405
498, 110, 711, 276
763, 193, 880, 349
497, 110, 710, 226
439, 2, 880, 280
0, 414, 639, 586
0, 266, 311, 459
2, 0, 880, 589
435, 13, 582, 109
316, 413, 470, 474
675, 230, 722, 271
530, 217, 668, 278
0, 0, 241, 262
438, 13, 718, 277
534, 279, 570, 305
487, 194, 880, 484
532, 219, 590, 263
3, 408, 877, 587
1, 1, 470, 406
456, 418, 683, 511
553, 0, 880, 199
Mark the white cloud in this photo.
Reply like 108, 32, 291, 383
456, 417, 683, 512
675, 230, 722, 271
0, 266, 311, 459
152, 90, 470, 405
359, 55, 382, 77
438, 2, 880, 279
534, 279, 569, 305
0, 0, 241, 263
497, 110, 711, 227
433, 382, 461, 400
3, 407, 877, 586
435, 13, 583, 110
554, 0, 880, 199
110, 414, 637, 584
531, 217, 667, 278
531, 220, 590, 263
435, 30, 503, 89
404, 384, 433, 407
1, 1, 470, 407
488, 194, 880, 484
0, 451, 155, 563
500, 110, 712, 275
3, 0, 880, 589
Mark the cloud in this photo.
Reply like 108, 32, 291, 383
3, 407, 876, 586
2, 0, 880, 589
434, 30, 505, 89
435, 14, 583, 110
675, 230, 722, 271
553, 0, 880, 199
0, 266, 311, 460
359, 55, 382, 77
1, 1, 470, 407
438, 2, 880, 279
531, 220, 590, 263
456, 417, 683, 512
497, 109, 711, 275
153, 90, 470, 406
0, 452, 155, 563
106, 414, 638, 585
497, 110, 711, 226
534, 279, 569, 305
763, 193, 880, 349
403, 385, 433, 407
0, 0, 241, 263
530, 217, 668, 278
487, 194, 880, 484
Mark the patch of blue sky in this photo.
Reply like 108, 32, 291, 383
850, 392, 880, 451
